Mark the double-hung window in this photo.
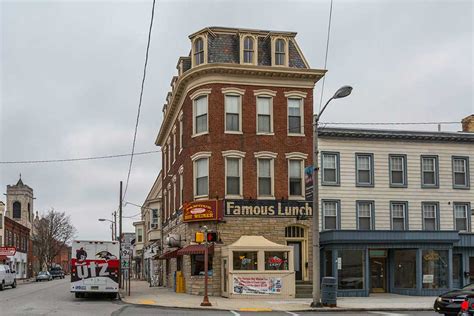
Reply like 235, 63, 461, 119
421, 156, 438, 188
391, 202, 408, 230
422, 202, 439, 230
194, 96, 208, 135
179, 171, 184, 207
389, 155, 407, 187
288, 98, 303, 134
322, 152, 339, 185
258, 159, 272, 197
225, 95, 241, 132
243, 36, 254, 64
357, 201, 373, 230
226, 158, 241, 196
194, 158, 209, 197
257, 97, 272, 133
323, 200, 339, 230
194, 38, 204, 65
454, 203, 470, 232
356, 154, 374, 186
453, 157, 469, 188
275, 39, 286, 66
289, 160, 303, 197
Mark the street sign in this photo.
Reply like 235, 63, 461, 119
0, 247, 16, 256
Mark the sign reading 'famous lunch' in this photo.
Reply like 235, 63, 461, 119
225, 200, 313, 217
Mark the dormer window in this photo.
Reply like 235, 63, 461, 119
243, 36, 254, 63
194, 38, 204, 65
275, 39, 285, 65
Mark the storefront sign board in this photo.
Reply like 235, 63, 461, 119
225, 200, 312, 217
233, 276, 282, 295
422, 274, 434, 283
183, 200, 222, 222
0, 247, 16, 256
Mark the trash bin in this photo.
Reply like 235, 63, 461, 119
321, 277, 337, 307
173, 271, 177, 292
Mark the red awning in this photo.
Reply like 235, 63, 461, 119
156, 249, 180, 260
177, 244, 214, 256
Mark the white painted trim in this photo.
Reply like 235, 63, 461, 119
191, 34, 208, 68
223, 93, 243, 133
221, 87, 245, 95
224, 156, 243, 199
254, 89, 277, 97
192, 93, 210, 137
284, 90, 307, 98
287, 158, 305, 199
256, 157, 275, 198
287, 97, 304, 135
239, 34, 258, 65
254, 151, 278, 159
193, 156, 210, 199
285, 152, 308, 160
256, 95, 274, 134
271, 36, 289, 67
189, 88, 212, 101
178, 165, 184, 174
191, 151, 212, 161
222, 150, 246, 158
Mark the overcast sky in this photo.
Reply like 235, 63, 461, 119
1, 0, 472, 240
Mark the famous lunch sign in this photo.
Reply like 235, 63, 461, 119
225, 200, 313, 217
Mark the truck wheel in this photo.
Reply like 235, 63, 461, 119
0, 282, 4, 291
75, 292, 81, 298
11, 280, 16, 288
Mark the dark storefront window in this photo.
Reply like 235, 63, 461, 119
265, 252, 289, 270
233, 251, 258, 271
453, 254, 462, 287
191, 254, 213, 276
422, 250, 448, 289
394, 250, 416, 288
338, 250, 364, 290
325, 250, 333, 277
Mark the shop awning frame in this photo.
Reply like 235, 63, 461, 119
155, 248, 180, 260
177, 244, 214, 256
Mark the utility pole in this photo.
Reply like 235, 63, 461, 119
113, 211, 117, 241
119, 181, 123, 289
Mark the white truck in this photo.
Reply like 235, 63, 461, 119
70, 240, 119, 299
0, 264, 17, 290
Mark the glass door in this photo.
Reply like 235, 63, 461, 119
370, 258, 386, 293
287, 241, 302, 280
453, 254, 462, 289
221, 258, 228, 296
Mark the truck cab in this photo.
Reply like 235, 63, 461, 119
0, 264, 17, 290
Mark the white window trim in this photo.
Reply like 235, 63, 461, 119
254, 151, 278, 159
287, 97, 305, 137
167, 138, 171, 171
239, 34, 258, 65
191, 89, 212, 138
224, 156, 244, 199
179, 171, 184, 209
191, 34, 208, 68
255, 92, 275, 135
179, 111, 184, 154
163, 147, 167, 178
172, 127, 177, 163
285, 152, 308, 160
287, 158, 305, 200
284, 91, 307, 98
271, 36, 289, 67
256, 157, 275, 199
222, 89, 244, 134
172, 180, 177, 215
192, 152, 211, 199
163, 189, 167, 220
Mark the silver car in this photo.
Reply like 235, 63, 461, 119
36, 271, 52, 282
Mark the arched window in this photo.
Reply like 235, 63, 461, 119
243, 36, 254, 63
194, 38, 204, 65
275, 39, 286, 65
285, 225, 305, 238
13, 201, 21, 219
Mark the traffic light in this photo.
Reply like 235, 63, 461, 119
195, 232, 204, 243
206, 232, 218, 243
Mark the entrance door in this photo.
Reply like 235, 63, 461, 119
453, 254, 462, 289
470, 257, 474, 284
288, 241, 302, 280
221, 258, 228, 296
370, 258, 386, 293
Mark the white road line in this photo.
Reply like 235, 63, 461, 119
230, 311, 240, 316
285, 312, 299, 316
369, 312, 408, 316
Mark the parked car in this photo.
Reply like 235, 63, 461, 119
434, 283, 474, 315
0, 264, 17, 290
36, 271, 52, 282
49, 267, 65, 279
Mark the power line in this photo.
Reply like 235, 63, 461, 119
122, 0, 156, 203
317, 0, 334, 114
321, 121, 460, 126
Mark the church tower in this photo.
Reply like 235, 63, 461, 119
6, 176, 34, 230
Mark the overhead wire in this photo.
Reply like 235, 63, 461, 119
317, 0, 334, 114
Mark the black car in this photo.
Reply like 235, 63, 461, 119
434, 283, 474, 315
48, 267, 65, 279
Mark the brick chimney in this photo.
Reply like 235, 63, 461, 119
462, 114, 474, 132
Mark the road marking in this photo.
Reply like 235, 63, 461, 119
230, 311, 240, 316
239, 308, 273, 312
285, 312, 299, 316
369, 312, 408, 316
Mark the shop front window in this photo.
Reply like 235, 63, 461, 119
394, 250, 416, 288
265, 252, 289, 270
422, 250, 448, 289
338, 250, 364, 290
191, 254, 213, 276
325, 250, 333, 277
233, 251, 258, 270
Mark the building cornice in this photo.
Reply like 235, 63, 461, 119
156, 63, 325, 145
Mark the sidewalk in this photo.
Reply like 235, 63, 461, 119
120, 280, 436, 312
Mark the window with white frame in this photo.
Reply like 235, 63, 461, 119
257, 97, 272, 133
243, 36, 254, 64
323, 201, 338, 230
421, 156, 438, 187
194, 38, 204, 65
137, 228, 143, 243
173, 131, 176, 163
172, 181, 176, 214
151, 209, 159, 227
275, 39, 285, 66
357, 201, 373, 230
163, 148, 167, 177
194, 95, 208, 135
422, 203, 438, 230
289, 159, 303, 197
288, 98, 303, 134
390, 155, 406, 186
322, 152, 339, 185
391, 202, 407, 230
195, 158, 209, 197
226, 158, 241, 196
179, 117, 183, 152
258, 159, 272, 197
454, 203, 469, 231
225, 95, 241, 132
453, 157, 469, 188
179, 172, 184, 207
356, 154, 373, 186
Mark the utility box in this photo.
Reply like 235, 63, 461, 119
321, 277, 337, 307
176, 271, 185, 293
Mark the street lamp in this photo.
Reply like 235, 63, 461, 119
311, 85, 352, 308
98, 215, 117, 241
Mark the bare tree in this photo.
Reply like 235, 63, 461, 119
32, 209, 76, 271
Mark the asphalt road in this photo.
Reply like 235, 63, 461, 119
0, 278, 439, 316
